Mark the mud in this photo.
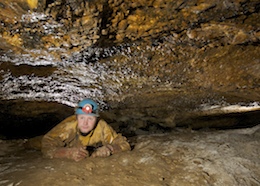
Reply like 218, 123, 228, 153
0, 125, 259, 186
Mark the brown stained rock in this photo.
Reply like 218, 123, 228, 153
186, 23, 255, 46
0, 0, 259, 133
0, 0, 259, 56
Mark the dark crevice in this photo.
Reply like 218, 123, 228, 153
0, 100, 74, 139
95, 1, 114, 47
45, 0, 55, 10
177, 110, 260, 130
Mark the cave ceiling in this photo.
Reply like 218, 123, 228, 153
0, 0, 259, 138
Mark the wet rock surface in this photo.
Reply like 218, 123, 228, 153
0, 0, 260, 135
0, 125, 259, 186
0, 1, 259, 185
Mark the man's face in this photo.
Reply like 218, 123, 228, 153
77, 114, 97, 134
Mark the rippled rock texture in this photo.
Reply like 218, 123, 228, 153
0, 0, 259, 137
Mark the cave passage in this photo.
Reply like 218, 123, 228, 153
0, 100, 259, 139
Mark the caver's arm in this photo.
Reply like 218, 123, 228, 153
91, 120, 131, 157
41, 115, 88, 161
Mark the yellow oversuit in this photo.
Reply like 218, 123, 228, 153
41, 115, 131, 158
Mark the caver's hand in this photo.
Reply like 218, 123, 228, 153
91, 145, 113, 158
68, 147, 89, 161
108, 144, 122, 154
54, 147, 89, 161
91, 144, 122, 158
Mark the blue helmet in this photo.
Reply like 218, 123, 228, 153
75, 98, 99, 117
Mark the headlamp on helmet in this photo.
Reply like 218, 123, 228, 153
75, 98, 99, 117
81, 104, 93, 114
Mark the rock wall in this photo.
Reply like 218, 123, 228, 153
1, 0, 259, 58
0, 0, 259, 138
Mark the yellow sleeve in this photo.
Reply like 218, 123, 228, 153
41, 115, 77, 158
99, 120, 131, 152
